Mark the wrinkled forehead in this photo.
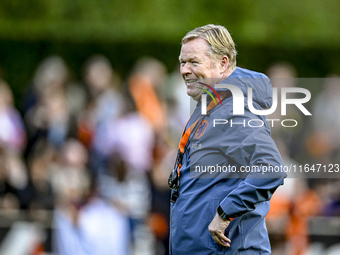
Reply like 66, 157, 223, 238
179, 38, 212, 61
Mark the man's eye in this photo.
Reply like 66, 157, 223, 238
180, 62, 186, 66
192, 61, 198, 65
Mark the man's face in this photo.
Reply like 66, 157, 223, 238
179, 38, 222, 100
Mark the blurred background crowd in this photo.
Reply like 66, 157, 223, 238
0, 55, 339, 255
1, 1, 340, 255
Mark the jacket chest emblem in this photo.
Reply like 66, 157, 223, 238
195, 119, 209, 139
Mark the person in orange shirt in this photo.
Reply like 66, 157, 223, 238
128, 57, 168, 136
286, 180, 323, 255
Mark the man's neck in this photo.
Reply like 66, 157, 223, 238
222, 66, 236, 81
211, 66, 236, 88
192, 67, 237, 101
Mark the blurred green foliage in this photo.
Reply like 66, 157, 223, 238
0, 0, 340, 105
1, 0, 340, 46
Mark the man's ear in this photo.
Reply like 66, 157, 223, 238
220, 56, 229, 73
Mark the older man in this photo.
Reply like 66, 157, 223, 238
169, 24, 286, 254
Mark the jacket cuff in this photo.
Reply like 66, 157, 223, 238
219, 199, 242, 219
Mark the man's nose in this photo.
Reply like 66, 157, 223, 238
180, 63, 191, 76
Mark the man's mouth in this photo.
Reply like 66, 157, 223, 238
185, 79, 198, 86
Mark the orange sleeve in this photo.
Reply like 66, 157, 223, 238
129, 74, 167, 131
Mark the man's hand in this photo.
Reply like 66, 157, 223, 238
208, 212, 231, 248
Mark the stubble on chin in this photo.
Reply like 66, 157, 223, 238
188, 88, 204, 101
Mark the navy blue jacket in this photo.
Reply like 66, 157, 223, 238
170, 67, 286, 254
